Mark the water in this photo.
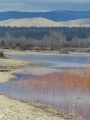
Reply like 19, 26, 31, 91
9, 52, 90, 69
1, 52, 90, 119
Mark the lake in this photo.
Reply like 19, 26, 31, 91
1, 52, 90, 119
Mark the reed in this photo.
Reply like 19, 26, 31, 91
10, 67, 90, 119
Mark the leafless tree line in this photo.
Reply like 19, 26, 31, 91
0, 31, 90, 50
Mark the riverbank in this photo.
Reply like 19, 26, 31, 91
1, 48, 90, 56
0, 50, 66, 120
0, 49, 68, 56
0, 95, 65, 120
0, 58, 32, 82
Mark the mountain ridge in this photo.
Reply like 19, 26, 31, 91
0, 10, 90, 22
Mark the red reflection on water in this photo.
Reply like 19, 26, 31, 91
12, 68, 90, 91
10, 68, 90, 119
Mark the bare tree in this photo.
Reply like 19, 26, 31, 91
41, 31, 66, 49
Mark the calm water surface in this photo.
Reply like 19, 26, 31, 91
9, 52, 90, 69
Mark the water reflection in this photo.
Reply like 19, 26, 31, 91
0, 69, 90, 119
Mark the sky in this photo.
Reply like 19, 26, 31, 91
0, 0, 90, 12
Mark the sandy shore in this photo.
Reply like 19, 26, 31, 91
0, 50, 65, 120
0, 95, 65, 120
1, 49, 67, 56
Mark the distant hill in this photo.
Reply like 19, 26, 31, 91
0, 17, 90, 27
0, 11, 90, 22
0, 18, 63, 27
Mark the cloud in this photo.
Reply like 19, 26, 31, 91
0, 0, 90, 12
0, 0, 90, 3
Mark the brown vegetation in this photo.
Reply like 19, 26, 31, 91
0, 51, 5, 58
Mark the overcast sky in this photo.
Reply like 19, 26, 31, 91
0, 0, 90, 12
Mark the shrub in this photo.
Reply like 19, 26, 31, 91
0, 51, 5, 58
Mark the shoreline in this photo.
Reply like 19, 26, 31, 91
0, 57, 34, 83
0, 95, 64, 120
1, 48, 90, 56
0, 49, 69, 56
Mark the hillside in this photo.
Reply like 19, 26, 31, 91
0, 18, 62, 27
0, 17, 90, 27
